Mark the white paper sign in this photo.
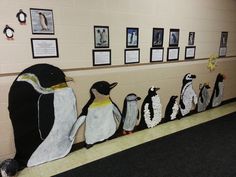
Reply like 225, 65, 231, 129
186, 48, 195, 58
219, 47, 227, 57
168, 48, 179, 60
125, 50, 139, 63
32, 39, 58, 58
94, 50, 110, 65
151, 48, 163, 61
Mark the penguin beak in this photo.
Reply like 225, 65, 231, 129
136, 96, 141, 101
191, 75, 196, 79
155, 87, 160, 91
65, 76, 74, 82
109, 82, 118, 90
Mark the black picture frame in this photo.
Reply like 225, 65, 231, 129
30, 8, 55, 35
126, 27, 139, 48
124, 48, 140, 64
185, 46, 196, 59
167, 47, 179, 61
150, 47, 164, 62
220, 31, 228, 47
31, 38, 59, 58
152, 28, 164, 47
94, 26, 109, 48
188, 32, 195, 45
92, 49, 111, 66
169, 29, 180, 47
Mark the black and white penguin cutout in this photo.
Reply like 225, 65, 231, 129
122, 93, 141, 135
8, 64, 77, 168
163, 95, 179, 122
69, 81, 122, 148
38, 12, 49, 31
179, 73, 198, 117
0, 159, 18, 177
16, 9, 27, 24
3, 25, 14, 40
209, 73, 225, 108
197, 83, 210, 112
139, 86, 162, 129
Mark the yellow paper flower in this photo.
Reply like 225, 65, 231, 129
207, 55, 217, 72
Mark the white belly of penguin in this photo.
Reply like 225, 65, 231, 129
27, 88, 77, 167
85, 104, 116, 145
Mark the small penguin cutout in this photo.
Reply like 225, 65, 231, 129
69, 81, 122, 149
179, 73, 198, 117
16, 9, 27, 25
122, 93, 141, 135
139, 86, 162, 129
163, 95, 179, 123
3, 25, 14, 40
197, 83, 210, 112
209, 73, 225, 108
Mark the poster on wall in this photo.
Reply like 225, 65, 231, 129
125, 49, 140, 64
219, 31, 228, 57
31, 38, 59, 58
167, 47, 179, 61
188, 32, 195, 45
185, 46, 196, 59
94, 26, 109, 48
126, 27, 139, 48
169, 28, 179, 47
93, 49, 111, 66
150, 48, 164, 62
30, 8, 54, 34
152, 28, 164, 47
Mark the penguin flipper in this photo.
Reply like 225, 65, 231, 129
69, 115, 86, 141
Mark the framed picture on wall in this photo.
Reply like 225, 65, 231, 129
31, 38, 59, 58
93, 49, 111, 66
188, 32, 195, 45
150, 47, 164, 62
169, 29, 179, 47
220, 31, 228, 47
167, 47, 179, 61
30, 8, 55, 34
185, 46, 196, 59
219, 47, 227, 57
94, 26, 109, 48
126, 27, 139, 48
152, 28, 164, 47
125, 49, 140, 64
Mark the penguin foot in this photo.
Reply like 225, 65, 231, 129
85, 144, 93, 149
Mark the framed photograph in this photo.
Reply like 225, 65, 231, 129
126, 28, 139, 48
169, 29, 180, 47
150, 47, 164, 62
185, 46, 196, 59
167, 47, 179, 61
31, 38, 59, 58
219, 47, 227, 57
152, 28, 164, 47
93, 49, 111, 66
125, 49, 140, 64
94, 26, 109, 48
188, 32, 195, 45
30, 8, 54, 34
220, 31, 228, 47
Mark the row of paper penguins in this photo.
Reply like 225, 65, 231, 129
7, 64, 225, 170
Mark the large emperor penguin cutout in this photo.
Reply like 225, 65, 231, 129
8, 64, 77, 168
179, 73, 198, 117
69, 81, 122, 148
209, 73, 225, 108
139, 86, 162, 129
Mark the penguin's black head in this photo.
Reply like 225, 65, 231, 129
183, 73, 196, 84
91, 81, 118, 95
19, 64, 69, 88
171, 95, 178, 100
148, 86, 160, 96
216, 73, 225, 82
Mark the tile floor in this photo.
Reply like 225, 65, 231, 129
18, 101, 236, 177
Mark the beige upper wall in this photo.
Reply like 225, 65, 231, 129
1, 0, 236, 161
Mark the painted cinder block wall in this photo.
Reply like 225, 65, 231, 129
1, 0, 236, 161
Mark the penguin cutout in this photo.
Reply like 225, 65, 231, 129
139, 86, 162, 129
209, 73, 225, 108
16, 9, 27, 24
8, 64, 77, 168
69, 81, 122, 148
3, 25, 14, 40
121, 93, 141, 135
179, 73, 198, 117
197, 83, 210, 112
0, 159, 18, 177
38, 12, 49, 31
162, 95, 179, 123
